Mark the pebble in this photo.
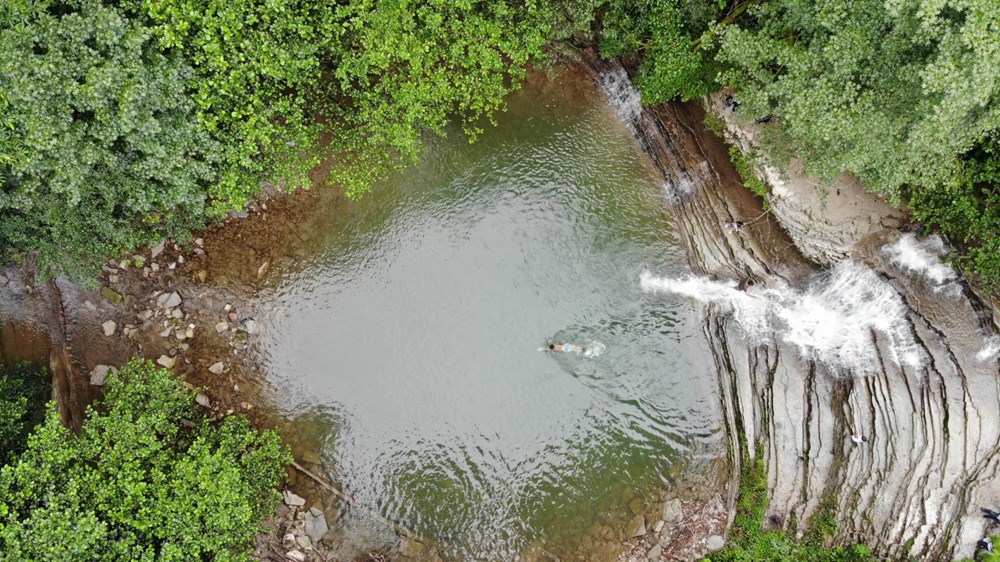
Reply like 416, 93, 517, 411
283, 490, 306, 507
215, 321, 229, 333
627, 514, 647, 538
102, 320, 117, 336
285, 550, 306, 562
157, 291, 182, 309
706, 535, 726, 551
195, 393, 210, 407
184, 324, 195, 338
84, 300, 97, 311
209, 361, 225, 375
160, 327, 172, 338
150, 240, 165, 258
156, 355, 176, 369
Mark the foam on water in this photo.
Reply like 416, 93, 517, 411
594, 64, 643, 137
641, 261, 926, 375
977, 335, 1000, 363
882, 234, 957, 289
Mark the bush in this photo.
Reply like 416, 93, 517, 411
906, 138, 1000, 290
0, 359, 290, 561
707, 445, 875, 562
0, 362, 49, 466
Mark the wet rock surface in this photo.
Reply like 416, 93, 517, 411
583, 49, 1000, 560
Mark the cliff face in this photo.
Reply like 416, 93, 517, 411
584, 50, 1000, 560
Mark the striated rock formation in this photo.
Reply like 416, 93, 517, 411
583, 49, 1000, 560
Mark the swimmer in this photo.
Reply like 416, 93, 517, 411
549, 343, 584, 354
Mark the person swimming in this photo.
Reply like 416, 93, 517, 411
549, 343, 583, 354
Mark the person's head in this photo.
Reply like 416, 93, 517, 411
549, 344, 555, 350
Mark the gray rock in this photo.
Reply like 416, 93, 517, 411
706, 535, 726, 551
285, 550, 306, 562
84, 300, 97, 311
215, 321, 229, 333
156, 355, 176, 369
184, 324, 195, 339
239, 318, 257, 334
659, 499, 683, 522
150, 240, 165, 258
102, 320, 117, 336
295, 534, 312, 550
647, 544, 662, 560
0, 274, 9, 285
90, 365, 113, 386
283, 490, 306, 507
208, 362, 225, 375
157, 291, 182, 309
304, 508, 329, 543
195, 393, 210, 407
626, 514, 647, 537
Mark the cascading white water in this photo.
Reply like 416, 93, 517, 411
882, 233, 958, 291
640, 260, 926, 375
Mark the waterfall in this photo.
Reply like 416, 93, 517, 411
641, 260, 926, 375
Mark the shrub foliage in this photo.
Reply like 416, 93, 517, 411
0, 362, 49, 466
0, 359, 290, 561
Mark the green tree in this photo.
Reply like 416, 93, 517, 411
0, 359, 289, 561
715, 0, 1000, 201
0, 0, 226, 278
1, 0, 584, 277
0, 362, 49, 466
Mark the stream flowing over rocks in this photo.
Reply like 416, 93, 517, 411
581, 48, 1000, 560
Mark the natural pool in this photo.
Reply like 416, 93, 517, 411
255, 70, 725, 560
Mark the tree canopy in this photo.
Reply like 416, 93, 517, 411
0, 0, 578, 277
0, 359, 289, 561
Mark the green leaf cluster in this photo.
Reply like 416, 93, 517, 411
599, 0, 726, 102
0, 362, 49, 466
0, 359, 290, 561
711, 0, 1000, 287
1, 0, 580, 278
706, 446, 875, 562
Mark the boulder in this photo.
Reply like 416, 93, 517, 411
283, 490, 306, 507
304, 508, 329, 543
626, 514, 646, 538
90, 365, 114, 386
